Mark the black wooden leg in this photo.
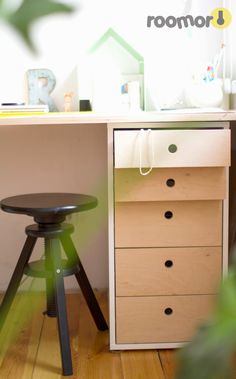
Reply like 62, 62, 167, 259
60, 234, 108, 331
0, 235, 37, 330
45, 241, 57, 317
45, 278, 57, 317
46, 238, 73, 376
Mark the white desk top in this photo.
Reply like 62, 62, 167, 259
0, 110, 236, 126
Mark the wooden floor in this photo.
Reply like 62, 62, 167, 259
0, 291, 176, 378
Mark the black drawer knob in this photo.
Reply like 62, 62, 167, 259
164, 308, 173, 315
165, 260, 173, 268
164, 211, 173, 219
166, 178, 175, 187
168, 144, 177, 153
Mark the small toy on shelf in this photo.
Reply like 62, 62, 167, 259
64, 92, 74, 112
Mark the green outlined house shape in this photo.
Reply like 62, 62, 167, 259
89, 28, 144, 74
89, 28, 144, 109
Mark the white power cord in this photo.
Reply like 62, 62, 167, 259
139, 128, 154, 176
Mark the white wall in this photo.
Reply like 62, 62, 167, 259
229, 0, 236, 80
0, 123, 108, 291
0, 0, 232, 111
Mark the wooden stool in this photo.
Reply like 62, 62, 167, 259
0, 193, 108, 376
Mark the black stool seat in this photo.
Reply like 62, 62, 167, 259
1, 193, 97, 223
0, 192, 108, 376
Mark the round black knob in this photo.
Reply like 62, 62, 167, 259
164, 211, 173, 219
165, 260, 173, 268
166, 178, 175, 187
164, 308, 173, 315
168, 144, 177, 153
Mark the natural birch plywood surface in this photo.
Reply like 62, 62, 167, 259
115, 246, 222, 296
115, 167, 226, 202
0, 291, 178, 379
116, 295, 215, 344
115, 200, 222, 248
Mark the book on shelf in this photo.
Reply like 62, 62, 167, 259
0, 104, 49, 114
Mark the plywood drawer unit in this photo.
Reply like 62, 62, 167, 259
115, 200, 222, 248
114, 129, 230, 168
115, 167, 226, 202
116, 295, 215, 344
116, 247, 221, 296
109, 123, 230, 350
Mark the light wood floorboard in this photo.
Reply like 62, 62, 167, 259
0, 291, 176, 379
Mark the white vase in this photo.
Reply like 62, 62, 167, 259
185, 79, 223, 108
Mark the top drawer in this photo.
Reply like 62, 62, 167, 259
114, 129, 230, 168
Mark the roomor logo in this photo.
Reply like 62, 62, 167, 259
210, 8, 232, 29
147, 8, 232, 29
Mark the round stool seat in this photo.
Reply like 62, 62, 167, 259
0, 193, 97, 223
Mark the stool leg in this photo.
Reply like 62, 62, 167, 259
45, 241, 57, 317
45, 278, 57, 317
46, 238, 73, 376
60, 234, 108, 331
0, 236, 37, 330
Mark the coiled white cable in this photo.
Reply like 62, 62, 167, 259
139, 128, 154, 176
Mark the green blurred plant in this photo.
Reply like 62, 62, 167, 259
0, 0, 74, 51
175, 263, 236, 379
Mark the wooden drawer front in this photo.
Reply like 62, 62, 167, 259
115, 167, 226, 202
116, 295, 214, 344
115, 201, 222, 247
114, 129, 230, 168
116, 247, 221, 296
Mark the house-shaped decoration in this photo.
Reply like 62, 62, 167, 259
88, 28, 145, 111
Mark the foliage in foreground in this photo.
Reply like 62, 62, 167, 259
0, 0, 74, 51
175, 268, 236, 379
